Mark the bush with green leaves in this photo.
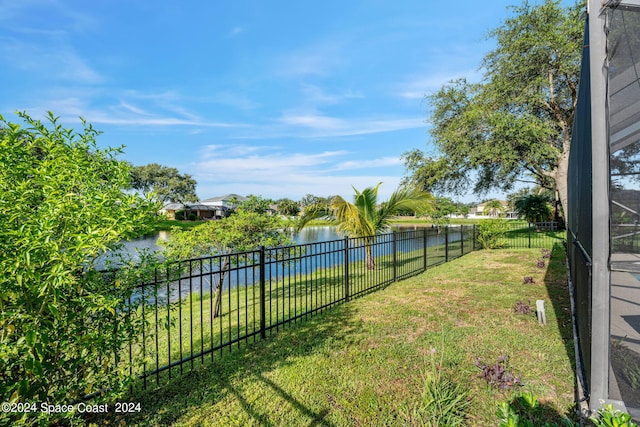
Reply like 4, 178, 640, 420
477, 219, 509, 249
590, 404, 638, 427
497, 391, 578, 427
0, 112, 159, 424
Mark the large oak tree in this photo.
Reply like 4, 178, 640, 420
403, 0, 584, 217
130, 162, 198, 204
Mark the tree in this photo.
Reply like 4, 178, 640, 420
297, 183, 434, 270
456, 203, 471, 218
227, 195, 240, 208
238, 194, 274, 215
298, 194, 335, 212
0, 112, 159, 422
160, 207, 293, 318
483, 200, 505, 218
403, 0, 584, 218
514, 194, 553, 223
430, 197, 457, 226
299, 194, 322, 208
130, 162, 198, 204
277, 198, 300, 216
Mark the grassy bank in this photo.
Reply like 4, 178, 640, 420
153, 219, 206, 231
94, 243, 576, 426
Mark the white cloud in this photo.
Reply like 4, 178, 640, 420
396, 68, 482, 99
197, 173, 403, 201
300, 84, 363, 106
266, 112, 425, 138
192, 144, 405, 200
0, 39, 104, 84
211, 91, 259, 111
196, 145, 347, 178
272, 41, 346, 78
279, 112, 343, 130
333, 157, 402, 171
201, 144, 266, 159
118, 101, 152, 116
0, 0, 98, 32
20, 92, 250, 129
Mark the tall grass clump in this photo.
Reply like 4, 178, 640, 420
408, 331, 470, 426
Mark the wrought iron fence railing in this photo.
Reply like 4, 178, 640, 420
115, 222, 563, 390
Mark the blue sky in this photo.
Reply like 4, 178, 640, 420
1, 1, 543, 202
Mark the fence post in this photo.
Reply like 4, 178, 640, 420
344, 237, 350, 301
528, 222, 532, 248
460, 226, 464, 256
392, 231, 397, 281
473, 224, 477, 251
259, 246, 266, 340
423, 228, 428, 271
445, 226, 449, 263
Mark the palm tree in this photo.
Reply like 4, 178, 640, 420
297, 183, 434, 270
482, 200, 505, 218
514, 194, 552, 223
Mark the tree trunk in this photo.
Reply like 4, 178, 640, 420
365, 245, 376, 270
211, 255, 230, 319
554, 141, 570, 221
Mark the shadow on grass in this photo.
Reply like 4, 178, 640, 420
503, 393, 579, 426
542, 242, 580, 419
542, 243, 576, 371
88, 305, 357, 426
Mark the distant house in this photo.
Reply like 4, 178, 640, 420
160, 202, 217, 220
200, 194, 248, 219
201, 194, 246, 209
469, 200, 518, 219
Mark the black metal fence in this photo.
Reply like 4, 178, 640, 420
502, 221, 565, 249
118, 222, 563, 390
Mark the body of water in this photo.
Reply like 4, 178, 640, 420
102, 224, 462, 303
111, 224, 439, 259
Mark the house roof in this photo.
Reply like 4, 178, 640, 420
201, 193, 247, 203
161, 202, 217, 211
162, 202, 186, 211
187, 203, 217, 211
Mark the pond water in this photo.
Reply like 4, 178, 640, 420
100, 224, 456, 302
96, 224, 441, 270
109, 224, 435, 261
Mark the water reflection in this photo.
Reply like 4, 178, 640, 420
102, 225, 437, 269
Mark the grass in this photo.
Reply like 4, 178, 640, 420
152, 219, 206, 231
89, 243, 577, 426
120, 231, 479, 382
122, 240, 440, 381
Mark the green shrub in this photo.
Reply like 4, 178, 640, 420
0, 112, 159, 425
477, 219, 509, 249
497, 391, 578, 427
590, 404, 638, 427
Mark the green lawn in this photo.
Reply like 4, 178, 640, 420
91, 243, 577, 426
153, 219, 206, 231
